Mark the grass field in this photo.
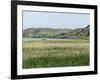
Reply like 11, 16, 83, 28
22, 39, 89, 69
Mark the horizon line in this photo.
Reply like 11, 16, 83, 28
23, 25, 89, 30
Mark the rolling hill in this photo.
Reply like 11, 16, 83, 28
23, 25, 89, 39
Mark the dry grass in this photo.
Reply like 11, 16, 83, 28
22, 40, 89, 68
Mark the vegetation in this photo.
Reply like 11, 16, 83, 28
22, 25, 90, 68
23, 40, 89, 68
23, 25, 89, 39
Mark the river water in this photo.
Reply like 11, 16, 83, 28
23, 38, 76, 41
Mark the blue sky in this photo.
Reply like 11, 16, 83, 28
23, 11, 90, 30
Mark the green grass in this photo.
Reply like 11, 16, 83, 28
23, 54, 89, 68
22, 40, 89, 68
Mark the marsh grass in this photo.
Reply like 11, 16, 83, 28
22, 40, 89, 68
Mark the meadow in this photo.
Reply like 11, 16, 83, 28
22, 39, 89, 68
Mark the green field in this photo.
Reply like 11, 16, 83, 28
22, 39, 89, 68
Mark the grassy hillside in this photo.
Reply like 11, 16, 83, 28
23, 25, 90, 39
65, 25, 90, 39
23, 28, 72, 38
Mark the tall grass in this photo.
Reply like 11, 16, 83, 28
23, 40, 89, 68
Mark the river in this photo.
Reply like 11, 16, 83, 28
23, 38, 76, 41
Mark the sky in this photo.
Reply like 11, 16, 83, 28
23, 11, 90, 30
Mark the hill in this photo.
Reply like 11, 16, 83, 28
23, 25, 89, 39
23, 28, 72, 38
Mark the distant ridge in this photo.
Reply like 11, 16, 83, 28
23, 25, 89, 39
